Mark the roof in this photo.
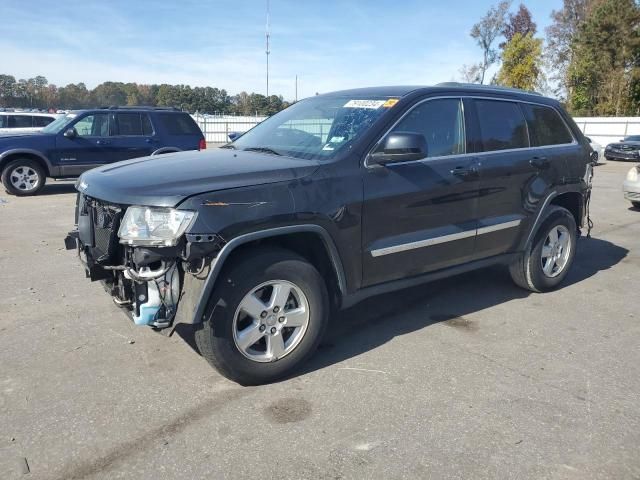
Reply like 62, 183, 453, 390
321, 83, 551, 103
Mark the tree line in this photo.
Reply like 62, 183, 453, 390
462, 0, 640, 116
0, 75, 291, 116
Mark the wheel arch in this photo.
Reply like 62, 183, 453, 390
0, 150, 52, 177
191, 225, 347, 324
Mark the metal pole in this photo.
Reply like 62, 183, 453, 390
295, 75, 298, 102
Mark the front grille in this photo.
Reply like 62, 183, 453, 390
78, 194, 123, 263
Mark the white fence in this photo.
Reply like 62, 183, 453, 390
573, 117, 640, 146
192, 114, 266, 143
193, 114, 640, 147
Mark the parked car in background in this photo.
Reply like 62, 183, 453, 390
65, 83, 593, 385
0, 111, 61, 135
604, 135, 640, 161
0, 106, 205, 196
623, 165, 640, 209
586, 137, 605, 163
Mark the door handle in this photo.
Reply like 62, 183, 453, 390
96, 139, 110, 146
530, 156, 549, 169
451, 165, 478, 179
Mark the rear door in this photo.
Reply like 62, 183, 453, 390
471, 99, 573, 258
110, 112, 155, 159
361, 97, 481, 286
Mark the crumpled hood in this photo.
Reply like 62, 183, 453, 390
78, 148, 321, 207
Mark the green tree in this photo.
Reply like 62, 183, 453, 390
496, 32, 543, 90
467, 1, 511, 84
568, 0, 640, 115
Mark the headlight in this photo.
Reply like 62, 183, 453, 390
118, 207, 196, 246
626, 167, 639, 182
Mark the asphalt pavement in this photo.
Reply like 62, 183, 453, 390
0, 160, 638, 479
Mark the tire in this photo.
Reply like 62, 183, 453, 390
195, 247, 329, 385
1, 158, 46, 196
509, 206, 577, 292
632, 201, 640, 209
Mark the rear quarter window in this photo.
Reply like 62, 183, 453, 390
521, 104, 573, 146
157, 113, 202, 135
474, 100, 528, 152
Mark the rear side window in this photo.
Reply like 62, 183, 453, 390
8, 115, 33, 128
521, 104, 573, 146
115, 113, 143, 136
474, 100, 528, 152
390, 98, 465, 158
141, 114, 153, 135
158, 113, 201, 135
33, 116, 54, 127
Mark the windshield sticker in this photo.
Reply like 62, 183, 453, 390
328, 136, 345, 143
343, 99, 387, 109
383, 98, 399, 108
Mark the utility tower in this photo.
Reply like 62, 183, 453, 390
266, 0, 271, 98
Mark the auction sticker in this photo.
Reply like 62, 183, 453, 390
343, 99, 387, 109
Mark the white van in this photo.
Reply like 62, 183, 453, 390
0, 112, 61, 135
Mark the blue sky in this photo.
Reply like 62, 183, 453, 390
1, 0, 561, 100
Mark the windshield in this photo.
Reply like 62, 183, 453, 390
41, 113, 76, 134
231, 96, 397, 160
624, 135, 640, 142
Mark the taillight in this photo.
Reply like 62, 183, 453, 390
199, 138, 206, 150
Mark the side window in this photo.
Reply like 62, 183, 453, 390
141, 114, 153, 135
73, 114, 110, 137
389, 98, 465, 158
0, 115, 6, 128
158, 113, 201, 135
115, 113, 143, 136
474, 100, 528, 152
8, 115, 33, 128
33, 116, 54, 127
521, 104, 573, 146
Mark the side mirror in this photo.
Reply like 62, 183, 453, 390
63, 128, 77, 138
369, 132, 428, 166
228, 131, 241, 141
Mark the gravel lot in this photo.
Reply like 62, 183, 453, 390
0, 161, 639, 480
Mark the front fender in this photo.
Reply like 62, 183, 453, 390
0, 148, 55, 176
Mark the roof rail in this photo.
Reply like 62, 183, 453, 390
436, 82, 542, 96
97, 106, 182, 111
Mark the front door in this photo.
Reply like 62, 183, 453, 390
55, 112, 114, 176
361, 97, 481, 286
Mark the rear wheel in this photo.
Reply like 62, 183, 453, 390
1, 158, 46, 196
509, 206, 577, 292
195, 247, 329, 385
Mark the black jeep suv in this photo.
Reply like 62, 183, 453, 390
65, 84, 593, 385
0, 106, 205, 196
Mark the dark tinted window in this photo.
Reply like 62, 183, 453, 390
158, 113, 201, 135
8, 115, 33, 128
0, 115, 6, 128
521, 104, 573, 146
475, 100, 528, 152
33, 116, 54, 127
141, 114, 153, 135
115, 113, 143, 136
390, 98, 465, 158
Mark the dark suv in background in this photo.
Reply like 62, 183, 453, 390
65, 84, 593, 385
0, 106, 205, 196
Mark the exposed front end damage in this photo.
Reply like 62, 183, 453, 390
64, 193, 223, 333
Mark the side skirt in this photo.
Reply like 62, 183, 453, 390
340, 253, 519, 309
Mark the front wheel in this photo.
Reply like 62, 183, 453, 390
195, 247, 329, 385
1, 158, 46, 196
509, 206, 577, 292
631, 201, 640, 209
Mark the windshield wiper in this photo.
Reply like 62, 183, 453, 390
219, 144, 236, 149
243, 147, 282, 156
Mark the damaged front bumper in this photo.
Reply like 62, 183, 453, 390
65, 194, 223, 332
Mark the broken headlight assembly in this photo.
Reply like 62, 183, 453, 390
118, 206, 196, 246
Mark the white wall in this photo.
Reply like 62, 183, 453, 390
573, 117, 640, 146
